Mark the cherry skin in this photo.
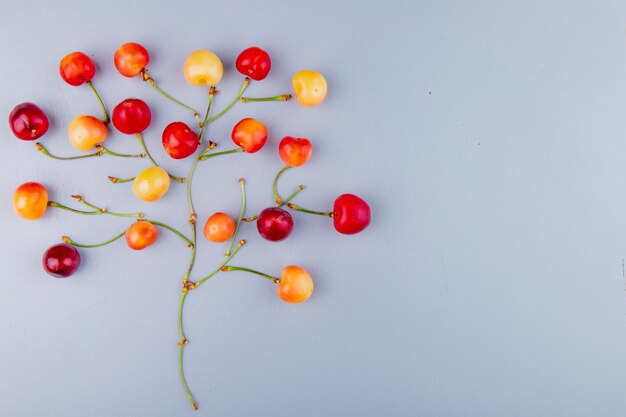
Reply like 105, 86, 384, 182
112, 98, 152, 134
126, 221, 158, 250
68, 115, 108, 151
184, 50, 223, 86
236, 47, 271, 81
257, 207, 294, 242
9, 103, 49, 141
133, 167, 170, 202
292, 70, 327, 106
162, 122, 199, 159
232, 118, 268, 153
279, 136, 312, 167
42, 243, 81, 278
13, 182, 48, 220
332, 194, 371, 235
277, 266, 314, 303
59, 52, 95, 86
203, 212, 235, 243
114, 42, 150, 78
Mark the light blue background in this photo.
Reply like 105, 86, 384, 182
1, 0, 626, 416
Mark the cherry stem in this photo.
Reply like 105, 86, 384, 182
279, 185, 305, 208
200, 147, 243, 161
48, 201, 100, 215
240, 94, 292, 103
136, 133, 186, 183
108, 176, 135, 184
220, 265, 280, 283
141, 69, 200, 118
62, 230, 125, 248
196, 240, 246, 286
225, 179, 246, 256
36, 142, 101, 160
198, 87, 216, 145
272, 166, 292, 205
201, 77, 250, 127
97, 145, 144, 158
86, 81, 110, 124
242, 215, 258, 222
177, 290, 197, 410
143, 219, 194, 248
287, 203, 333, 217
71, 195, 143, 218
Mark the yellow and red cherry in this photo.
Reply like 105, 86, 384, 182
292, 70, 327, 106
203, 212, 235, 243
68, 115, 108, 151
236, 47, 271, 81
60, 52, 96, 86
231, 118, 268, 153
125, 221, 158, 250
277, 266, 314, 303
112, 98, 152, 134
162, 122, 199, 159
114, 42, 149, 78
42, 243, 81, 278
278, 136, 312, 167
132, 167, 170, 202
333, 194, 371, 234
9, 103, 49, 141
13, 182, 48, 220
183, 50, 223, 86
257, 207, 294, 241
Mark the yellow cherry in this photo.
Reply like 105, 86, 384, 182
68, 115, 108, 151
183, 50, 223, 86
292, 70, 327, 106
132, 167, 170, 202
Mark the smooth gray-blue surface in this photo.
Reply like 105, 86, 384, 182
1, 0, 626, 416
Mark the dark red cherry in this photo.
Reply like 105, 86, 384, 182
162, 122, 199, 159
332, 194, 371, 234
59, 52, 96, 86
9, 103, 49, 140
257, 207, 294, 241
112, 98, 151, 134
42, 243, 81, 278
236, 47, 271, 81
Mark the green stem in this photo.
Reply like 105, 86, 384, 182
86, 80, 109, 124
278, 185, 305, 208
200, 147, 243, 161
144, 220, 194, 248
225, 179, 246, 256
108, 176, 136, 184
198, 88, 215, 145
71, 195, 143, 218
243, 215, 258, 222
177, 290, 198, 410
36, 142, 102, 160
136, 133, 185, 183
48, 201, 100, 215
240, 94, 291, 103
97, 145, 144, 158
141, 69, 200, 118
286, 203, 333, 217
196, 240, 246, 287
62, 230, 125, 248
201, 78, 250, 126
221, 265, 279, 283
273, 166, 292, 205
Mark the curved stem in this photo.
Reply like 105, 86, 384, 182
71, 195, 143, 218
136, 133, 185, 183
201, 77, 250, 127
287, 203, 332, 217
145, 220, 193, 248
198, 87, 216, 145
279, 185, 305, 208
108, 176, 136, 184
240, 94, 291, 103
177, 290, 197, 410
200, 147, 243, 161
141, 69, 200, 118
48, 201, 100, 215
225, 179, 246, 256
221, 265, 279, 283
196, 240, 246, 287
273, 166, 292, 205
36, 142, 102, 160
62, 230, 125, 248
97, 145, 144, 159
86, 81, 109, 124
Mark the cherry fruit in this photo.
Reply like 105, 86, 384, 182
133, 167, 170, 202
114, 42, 150, 78
162, 122, 199, 159
203, 212, 235, 243
59, 52, 95, 86
14, 182, 48, 220
184, 50, 223, 86
112, 98, 152, 134
9, 103, 49, 141
236, 47, 271, 81
126, 221, 158, 250
42, 243, 81, 278
292, 70, 327, 106
333, 194, 371, 234
279, 136, 312, 167
257, 207, 294, 242
277, 266, 314, 303
232, 118, 268, 153
68, 115, 108, 151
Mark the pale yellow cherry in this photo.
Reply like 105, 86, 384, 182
292, 70, 327, 106
183, 50, 223, 86
132, 167, 170, 202
68, 115, 108, 151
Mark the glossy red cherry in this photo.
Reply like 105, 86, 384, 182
332, 194, 371, 234
231, 118, 268, 153
9, 103, 49, 141
42, 243, 81, 278
257, 207, 294, 241
236, 47, 271, 81
278, 136, 312, 167
162, 122, 199, 159
59, 52, 95, 86
112, 98, 151, 134
114, 42, 149, 78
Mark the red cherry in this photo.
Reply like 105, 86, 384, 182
278, 136, 312, 167
332, 194, 371, 234
42, 243, 81, 278
162, 122, 199, 159
59, 52, 95, 86
112, 98, 152, 134
114, 42, 150, 78
9, 103, 49, 141
257, 207, 294, 241
231, 118, 268, 153
236, 47, 271, 81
